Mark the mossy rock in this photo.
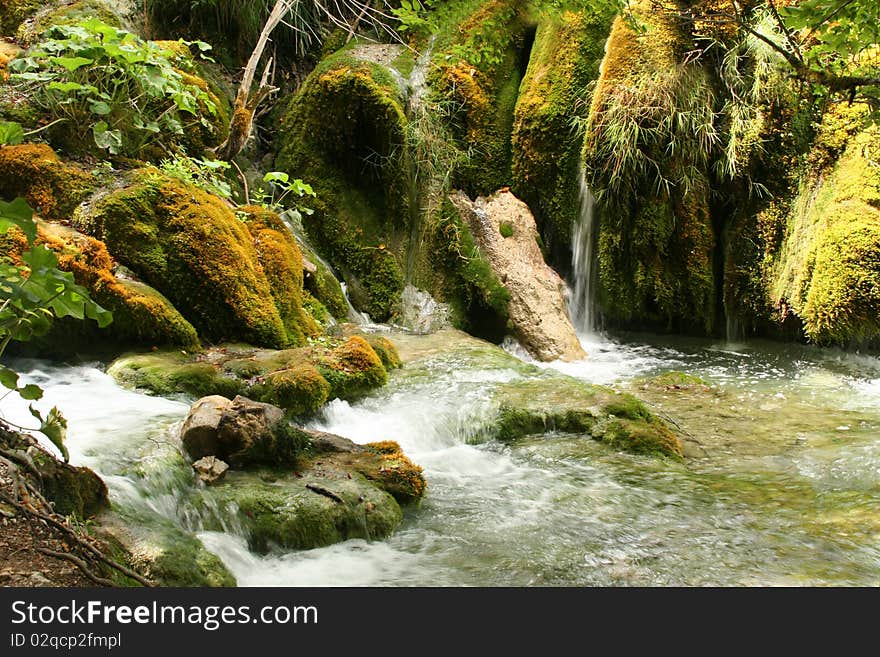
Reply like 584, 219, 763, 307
2, 222, 200, 353
771, 111, 880, 347
29, 450, 108, 518
198, 469, 403, 553
0, 144, 96, 222
108, 351, 243, 399
98, 510, 235, 587
275, 52, 408, 322
109, 335, 397, 414
582, 3, 717, 334
239, 206, 320, 344
490, 375, 683, 460
0, 0, 42, 36
13, 0, 131, 45
429, 0, 530, 195
79, 171, 310, 348
510, 7, 613, 256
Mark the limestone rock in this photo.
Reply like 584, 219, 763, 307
180, 395, 232, 460
449, 190, 586, 362
192, 456, 229, 485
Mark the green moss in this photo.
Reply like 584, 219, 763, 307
250, 362, 331, 416
771, 111, 880, 346
275, 55, 408, 321
510, 8, 613, 255
109, 337, 394, 410
491, 375, 683, 460
240, 206, 320, 344
429, 0, 530, 195
420, 197, 510, 338
0, 0, 42, 35
15, 1, 127, 45
317, 335, 388, 400
80, 172, 302, 348
634, 371, 709, 389
201, 469, 403, 553
108, 352, 243, 399
30, 451, 108, 518
583, 4, 717, 334
499, 220, 514, 238
0, 144, 96, 222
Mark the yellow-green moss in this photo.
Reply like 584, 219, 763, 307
771, 106, 880, 346
510, 8, 613, 254
275, 55, 408, 321
363, 335, 402, 370
251, 362, 331, 416
0, 143, 96, 221
0, 0, 42, 36
80, 172, 303, 348
14, 0, 126, 46
240, 205, 320, 344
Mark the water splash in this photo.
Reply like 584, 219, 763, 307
570, 169, 598, 333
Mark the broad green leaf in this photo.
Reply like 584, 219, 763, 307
18, 384, 43, 401
263, 172, 289, 184
0, 366, 19, 390
30, 405, 69, 462
93, 121, 122, 154
0, 198, 37, 244
89, 100, 111, 115
0, 121, 24, 145
49, 56, 94, 72
47, 81, 88, 94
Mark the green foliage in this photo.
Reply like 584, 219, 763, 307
0, 196, 111, 461
252, 171, 316, 224
8, 18, 217, 157
0, 121, 24, 145
392, 1, 437, 39
158, 154, 232, 199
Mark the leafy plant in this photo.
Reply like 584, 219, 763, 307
0, 197, 112, 461
8, 18, 217, 157
252, 171, 316, 223
392, 1, 436, 38
158, 154, 232, 199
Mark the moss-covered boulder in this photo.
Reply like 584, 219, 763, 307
0, 144, 96, 222
582, 2, 717, 334
510, 7, 613, 256
2, 221, 200, 352
275, 49, 408, 322
490, 375, 683, 460
769, 103, 880, 346
0, 0, 42, 36
109, 335, 400, 415
97, 510, 235, 587
78, 172, 315, 348
199, 468, 403, 553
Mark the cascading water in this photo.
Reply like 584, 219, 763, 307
6, 330, 880, 586
569, 169, 598, 333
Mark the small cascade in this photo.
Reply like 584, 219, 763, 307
277, 213, 369, 326
569, 170, 598, 333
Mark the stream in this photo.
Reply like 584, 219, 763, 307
3, 329, 879, 586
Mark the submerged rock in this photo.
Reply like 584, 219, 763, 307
449, 190, 586, 362
490, 375, 683, 460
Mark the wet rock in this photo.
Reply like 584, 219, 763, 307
395, 285, 452, 334
180, 395, 232, 460
449, 190, 586, 362
196, 468, 403, 553
26, 447, 108, 518
491, 375, 684, 460
192, 456, 229, 485
214, 396, 309, 468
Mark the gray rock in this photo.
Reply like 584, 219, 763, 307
180, 395, 232, 460
192, 456, 229, 485
449, 190, 586, 362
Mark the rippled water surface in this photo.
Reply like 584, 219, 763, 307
4, 329, 879, 586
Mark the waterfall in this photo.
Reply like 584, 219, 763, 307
570, 169, 598, 333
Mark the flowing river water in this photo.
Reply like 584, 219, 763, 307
4, 327, 879, 586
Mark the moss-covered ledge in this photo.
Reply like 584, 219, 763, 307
489, 375, 684, 460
